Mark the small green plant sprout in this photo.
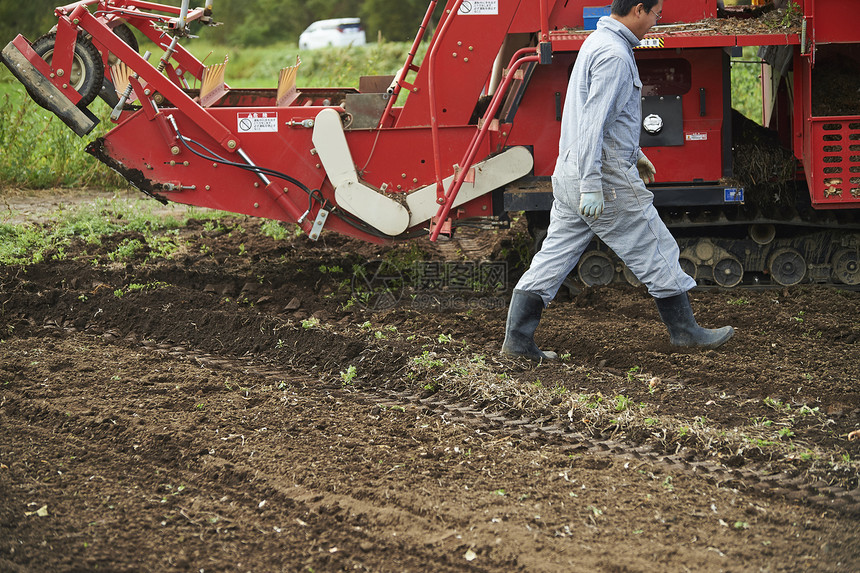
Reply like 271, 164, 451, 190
360, 321, 373, 330
374, 330, 386, 340
108, 237, 144, 262
792, 310, 805, 323
533, 379, 543, 389
678, 426, 691, 438
614, 395, 632, 412
841, 453, 852, 464
583, 393, 603, 409
662, 476, 674, 492
340, 365, 357, 386
437, 333, 453, 344
733, 521, 750, 530
195, 403, 205, 410
260, 220, 288, 240
587, 505, 603, 517
301, 317, 320, 329
798, 405, 820, 416
413, 350, 445, 370
626, 366, 640, 382
764, 396, 791, 412
559, 352, 572, 361
694, 416, 707, 428
644, 417, 659, 426
777, 428, 795, 440
727, 297, 750, 306
494, 489, 506, 496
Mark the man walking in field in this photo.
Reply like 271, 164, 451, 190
502, 0, 734, 360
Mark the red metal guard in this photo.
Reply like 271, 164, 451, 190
430, 51, 541, 242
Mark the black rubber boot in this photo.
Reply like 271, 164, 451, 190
501, 289, 558, 361
654, 293, 734, 349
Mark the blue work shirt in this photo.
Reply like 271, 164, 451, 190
554, 16, 644, 195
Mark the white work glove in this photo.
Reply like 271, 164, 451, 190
579, 190, 604, 218
637, 154, 656, 184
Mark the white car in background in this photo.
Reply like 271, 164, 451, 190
298, 18, 367, 50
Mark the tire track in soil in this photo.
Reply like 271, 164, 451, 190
0, 336, 495, 571
2, 213, 859, 571
3, 330, 860, 572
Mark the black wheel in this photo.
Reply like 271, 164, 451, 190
622, 264, 642, 287
107, 23, 139, 65
768, 248, 806, 286
32, 33, 104, 108
713, 256, 743, 288
831, 249, 860, 285
679, 256, 698, 281
578, 251, 615, 286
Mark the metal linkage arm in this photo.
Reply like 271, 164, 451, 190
429, 52, 541, 242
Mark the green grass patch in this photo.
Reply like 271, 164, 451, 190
731, 46, 764, 125
0, 196, 225, 266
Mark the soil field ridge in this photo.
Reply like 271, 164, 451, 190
1, 194, 859, 571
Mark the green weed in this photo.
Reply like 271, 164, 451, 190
340, 365, 357, 386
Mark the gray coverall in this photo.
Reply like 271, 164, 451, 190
515, 16, 696, 304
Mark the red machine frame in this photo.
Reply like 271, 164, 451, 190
3, 0, 859, 243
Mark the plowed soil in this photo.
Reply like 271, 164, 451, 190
1, 190, 859, 572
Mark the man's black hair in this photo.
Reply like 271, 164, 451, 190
611, 0, 659, 16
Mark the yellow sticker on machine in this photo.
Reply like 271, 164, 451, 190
636, 38, 665, 49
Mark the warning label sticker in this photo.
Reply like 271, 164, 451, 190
636, 38, 665, 49
685, 132, 708, 141
458, 1, 498, 15
237, 112, 278, 133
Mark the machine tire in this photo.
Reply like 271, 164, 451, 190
712, 256, 743, 288
831, 249, 860, 285
107, 23, 139, 65
101, 23, 140, 108
622, 264, 642, 287
679, 256, 698, 281
768, 248, 807, 286
578, 251, 615, 286
31, 33, 104, 108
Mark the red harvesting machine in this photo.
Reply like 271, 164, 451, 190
2, 0, 859, 287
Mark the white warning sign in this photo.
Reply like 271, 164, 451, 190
458, 0, 498, 15
237, 112, 278, 133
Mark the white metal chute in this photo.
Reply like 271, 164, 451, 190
312, 108, 410, 236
